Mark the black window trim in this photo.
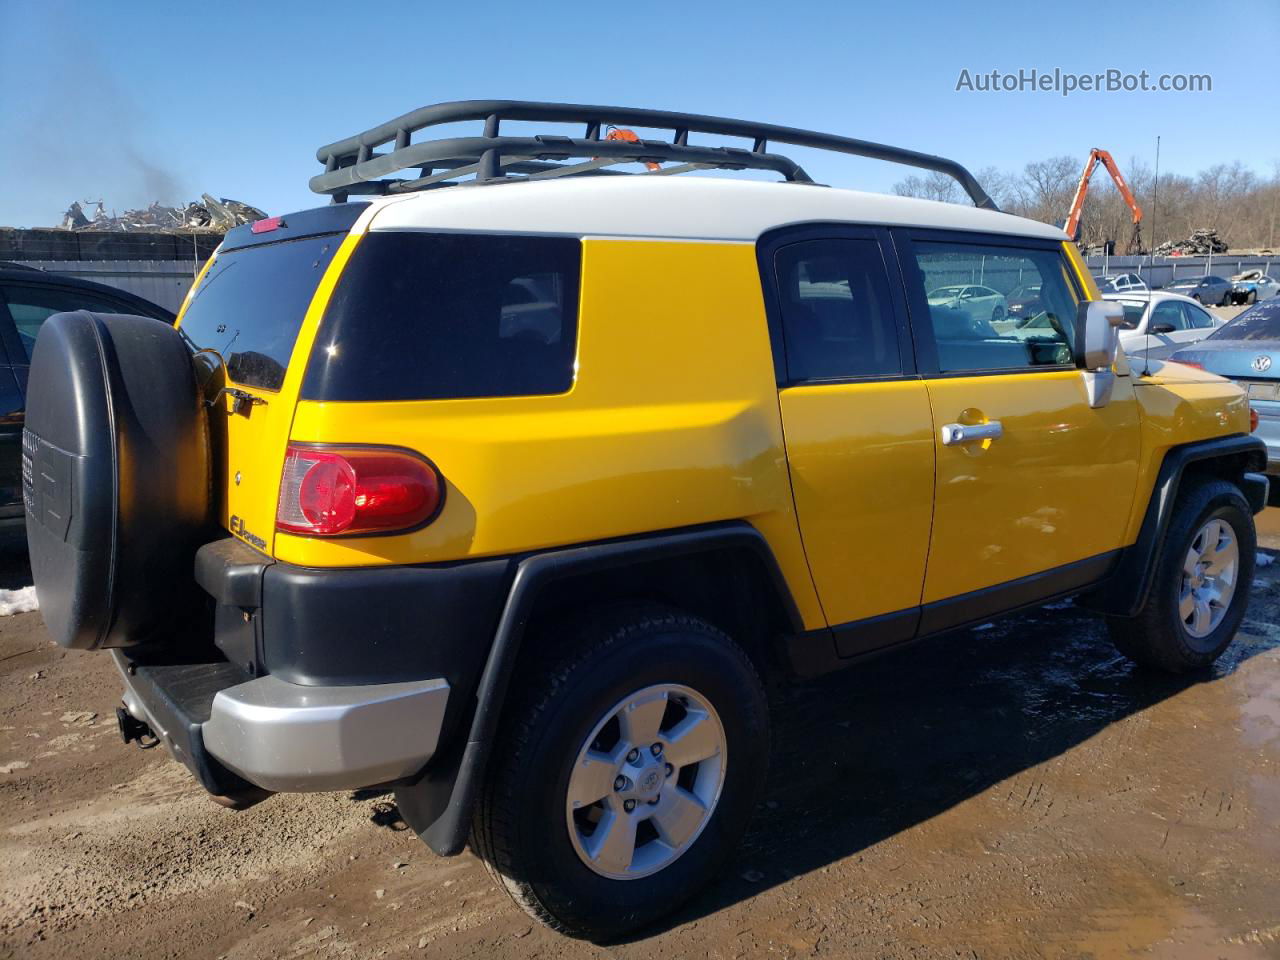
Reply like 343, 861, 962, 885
889, 227, 1085, 380
755, 223, 918, 389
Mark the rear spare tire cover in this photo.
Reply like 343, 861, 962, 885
23, 311, 211, 649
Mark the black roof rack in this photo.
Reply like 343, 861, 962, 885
311, 100, 998, 211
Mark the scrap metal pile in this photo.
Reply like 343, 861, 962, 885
1155, 228, 1228, 257
58, 195, 267, 232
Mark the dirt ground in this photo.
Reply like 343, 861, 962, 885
1, 512, 1278, 960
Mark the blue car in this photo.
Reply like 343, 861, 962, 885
1171, 298, 1280, 475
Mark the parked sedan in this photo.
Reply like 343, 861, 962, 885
1105, 291, 1224, 364
926, 283, 1009, 323
1171, 298, 1280, 475
0, 268, 174, 528
1095, 273, 1148, 294
1229, 270, 1280, 305
1164, 274, 1233, 306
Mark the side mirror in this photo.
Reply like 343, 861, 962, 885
1150, 322, 1176, 334
1076, 300, 1126, 370
1076, 300, 1127, 410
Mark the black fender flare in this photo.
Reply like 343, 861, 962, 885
1079, 434, 1268, 618
394, 521, 802, 856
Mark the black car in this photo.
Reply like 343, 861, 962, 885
0, 268, 174, 528
1164, 273, 1233, 306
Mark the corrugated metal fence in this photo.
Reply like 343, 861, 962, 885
1085, 254, 1279, 289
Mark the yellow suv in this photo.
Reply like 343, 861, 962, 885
22, 101, 1269, 940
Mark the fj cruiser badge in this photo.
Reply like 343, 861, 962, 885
229, 515, 266, 549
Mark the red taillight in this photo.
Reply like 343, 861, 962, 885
1251, 407, 1260, 433
276, 445, 442, 536
250, 215, 285, 234
1177, 361, 1204, 370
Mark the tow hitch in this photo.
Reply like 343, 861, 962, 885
115, 706, 155, 746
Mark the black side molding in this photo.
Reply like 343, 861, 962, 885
1080, 434, 1267, 617
783, 551, 1119, 679
393, 521, 801, 857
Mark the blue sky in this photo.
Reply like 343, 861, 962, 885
1, 0, 1276, 227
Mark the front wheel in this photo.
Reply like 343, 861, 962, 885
471, 606, 769, 940
992, 305, 1006, 324
1107, 479, 1255, 672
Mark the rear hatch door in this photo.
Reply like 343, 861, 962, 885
175, 206, 365, 555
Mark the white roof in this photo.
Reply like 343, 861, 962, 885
363, 176, 1066, 243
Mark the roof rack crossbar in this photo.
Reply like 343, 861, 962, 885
311, 100, 997, 210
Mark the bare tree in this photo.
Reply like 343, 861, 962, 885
892, 154, 1280, 251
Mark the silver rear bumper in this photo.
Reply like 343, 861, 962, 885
117, 658, 449, 793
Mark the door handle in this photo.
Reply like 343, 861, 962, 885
940, 421, 1003, 446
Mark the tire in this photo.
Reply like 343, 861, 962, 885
1248, 290, 1258, 304
1192, 294, 1202, 303
471, 605, 769, 940
24, 311, 212, 650
1107, 479, 1255, 672
992, 306, 1006, 324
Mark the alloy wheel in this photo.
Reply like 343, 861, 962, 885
1179, 517, 1239, 639
564, 683, 727, 880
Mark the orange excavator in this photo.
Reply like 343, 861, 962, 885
1064, 148, 1144, 255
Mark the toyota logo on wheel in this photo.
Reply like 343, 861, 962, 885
1253, 355, 1273, 373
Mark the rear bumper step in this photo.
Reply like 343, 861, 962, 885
114, 651, 450, 794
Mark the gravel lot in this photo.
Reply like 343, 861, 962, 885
1, 511, 1278, 960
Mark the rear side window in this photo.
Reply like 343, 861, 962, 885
1183, 302, 1216, 329
1, 284, 143, 360
302, 233, 580, 402
772, 238, 901, 382
1150, 300, 1187, 331
179, 233, 343, 391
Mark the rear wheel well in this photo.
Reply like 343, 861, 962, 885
517, 547, 797, 682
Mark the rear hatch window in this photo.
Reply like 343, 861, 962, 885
179, 233, 343, 390
301, 233, 581, 402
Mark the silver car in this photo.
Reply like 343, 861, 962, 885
1106, 291, 1224, 363
1170, 298, 1280, 475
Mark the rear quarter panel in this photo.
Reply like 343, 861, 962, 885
279, 237, 826, 629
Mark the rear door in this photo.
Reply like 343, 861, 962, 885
893, 229, 1141, 631
174, 209, 362, 555
761, 226, 934, 654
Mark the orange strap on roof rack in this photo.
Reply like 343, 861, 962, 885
604, 127, 660, 171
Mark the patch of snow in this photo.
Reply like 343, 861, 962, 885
0, 586, 37, 616
1256, 552, 1275, 568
